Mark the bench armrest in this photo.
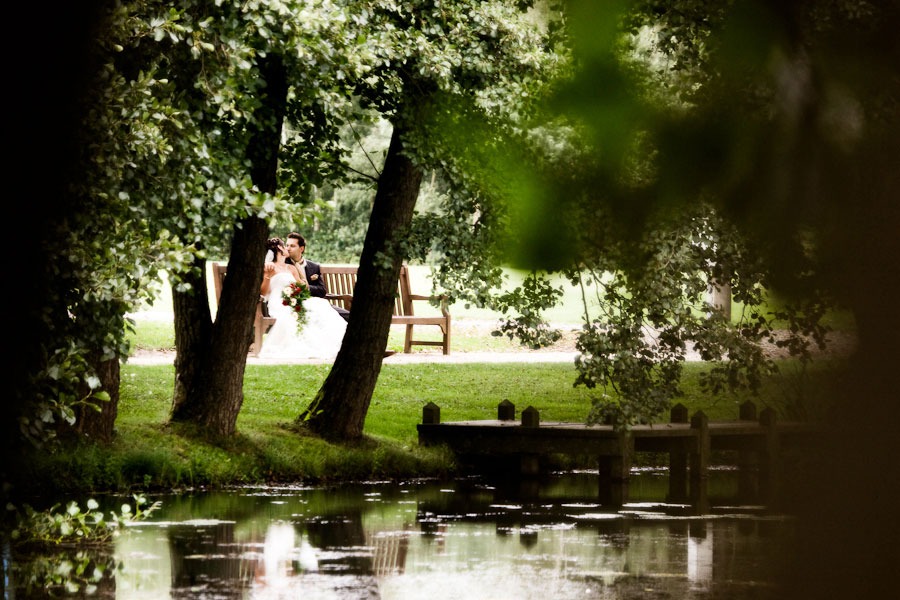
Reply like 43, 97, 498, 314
326, 293, 354, 309
409, 294, 449, 301
409, 294, 451, 317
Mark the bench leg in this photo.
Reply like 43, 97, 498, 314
404, 324, 414, 353
442, 321, 450, 355
250, 313, 265, 357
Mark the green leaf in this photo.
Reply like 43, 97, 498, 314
62, 406, 77, 425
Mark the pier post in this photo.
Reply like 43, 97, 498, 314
690, 411, 710, 514
668, 403, 690, 502
520, 406, 540, 475
759, 408, 779, 509
599, 433, 633, 507
498, 400, 515, 421
422, 402, 440, 424
738, 401, 759, 501
521, 406, 540, 428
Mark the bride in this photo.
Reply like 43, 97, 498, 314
258, 237, 347, 359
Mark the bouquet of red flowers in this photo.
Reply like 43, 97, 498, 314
282, 281, 312, 333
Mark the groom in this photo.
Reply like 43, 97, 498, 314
285, 232, 350, 322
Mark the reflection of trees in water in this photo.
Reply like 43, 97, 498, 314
305, 511, 372, 576
155, 490, 416, 598
138, 483, 795, 597
301, 511, 382, 599
168, 522, 253, 599
415, 487, 792, 594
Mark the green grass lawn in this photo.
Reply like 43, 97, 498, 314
19, 358, 844, 495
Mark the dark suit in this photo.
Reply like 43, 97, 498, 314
288, 257, 350, 322
302, 259, 327, 298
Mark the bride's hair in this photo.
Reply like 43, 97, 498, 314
265, 238, 284, 262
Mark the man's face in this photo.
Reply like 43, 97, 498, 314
285, 238, 304, 261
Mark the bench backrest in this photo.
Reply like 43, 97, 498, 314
212, 262, 416, 316
211, 263, 227, 304
320, 265, 414, 316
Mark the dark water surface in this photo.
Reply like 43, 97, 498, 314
9, 470, 795, 598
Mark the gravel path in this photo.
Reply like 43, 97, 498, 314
127, 349, 581, 366
125, 314, 855, 366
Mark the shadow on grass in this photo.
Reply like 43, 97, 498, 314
13, 419, 456, 499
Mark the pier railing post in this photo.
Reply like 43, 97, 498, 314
498, 400, 515, 421
519, 406, 540, 475
759, 407, 779, 509
418, 402, 441, 446
521, 406, 540, 428
690, 410, 710, 514
738, 401, 759, 501
422, 402, 440, 425
668, 403, 689, 502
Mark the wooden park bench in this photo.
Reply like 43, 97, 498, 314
321, 264, 451, 355
211, 263, 276, 356
211, 263, 451, 356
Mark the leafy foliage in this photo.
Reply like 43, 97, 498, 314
20, 0, 370, 446
7, 495, 160, 597
396, 0, 846, 427
568, 206, 829, 427
9, 495, 160, 547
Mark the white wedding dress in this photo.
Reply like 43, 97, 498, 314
258, 270, 347, 359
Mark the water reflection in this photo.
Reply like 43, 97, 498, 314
21, 471, 795, 598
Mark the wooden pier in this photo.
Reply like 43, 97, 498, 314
417, 400, 819, 511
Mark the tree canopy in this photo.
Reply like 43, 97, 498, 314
14, 0, 898, 452
391, 0, 898, 429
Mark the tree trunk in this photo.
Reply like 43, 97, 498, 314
303, 117, 424, 440
74, 352, 120, 443
169, 54, 286, 436
171, 255, 213, 414
170, 218, 269, 435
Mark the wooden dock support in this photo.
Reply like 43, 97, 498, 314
599, 433, 633, 507
417, 401, 817, 512
759, 407, 779, 509
519, 405, 539, 474
690, 410, 710, 514
738, 401, 759, 500
668, 403, 690, 502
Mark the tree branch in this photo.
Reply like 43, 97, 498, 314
345, 164, 380, 184
349, 121, 382, 178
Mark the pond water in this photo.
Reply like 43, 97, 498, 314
7, 469, 795, 599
